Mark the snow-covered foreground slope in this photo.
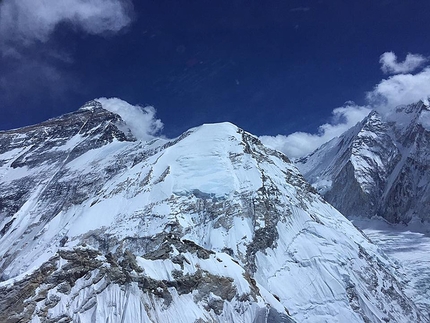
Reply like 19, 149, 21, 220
352, 218, 430, 317
297, 100, 430, 224
0, 100, 426, 322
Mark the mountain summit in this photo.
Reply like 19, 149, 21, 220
297, 100, 430, 224
0, 100, 425, 322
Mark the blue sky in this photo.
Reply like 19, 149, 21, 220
1, 0, 430, 157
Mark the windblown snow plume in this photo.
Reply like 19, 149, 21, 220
96, 97, 163, 141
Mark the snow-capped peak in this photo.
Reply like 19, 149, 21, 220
94, 97, 163, 141
297, 100, 430, 224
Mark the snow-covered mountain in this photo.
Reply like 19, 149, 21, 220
297, 100, 430, 224
0, 100, 426, 322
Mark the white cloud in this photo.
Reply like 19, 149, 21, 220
379, 51, 427, 75
261, 52, 430, 159
260, 103, 371, 159
367, 67, 430, 112
0, 0, 133, 48
96, 97, 163, 141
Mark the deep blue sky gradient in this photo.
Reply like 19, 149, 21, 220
1, 0, 430, 138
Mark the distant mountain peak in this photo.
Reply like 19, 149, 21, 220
78, 99, 103, 111
297, 100, 430, 224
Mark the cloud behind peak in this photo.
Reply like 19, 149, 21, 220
261, 52, 430, 159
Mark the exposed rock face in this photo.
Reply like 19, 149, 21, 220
297, 101, 430, 224
0, 100, 426, 322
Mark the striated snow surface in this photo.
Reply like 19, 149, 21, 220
352, 218, 430, 318
0, 100, 426, 322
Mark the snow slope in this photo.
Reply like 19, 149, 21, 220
0, 100, 426, 322
352, 217, 430, 318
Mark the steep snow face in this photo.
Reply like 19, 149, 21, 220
0, 101, 426, 323
297, 100, 430, 224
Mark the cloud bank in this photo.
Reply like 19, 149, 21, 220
0, 0, 133, 48
379, 52, 427, 75
261, 51, 430, 159
260, 103, 371, 159
96, 97, 164, 141
367, 67, 430, 112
